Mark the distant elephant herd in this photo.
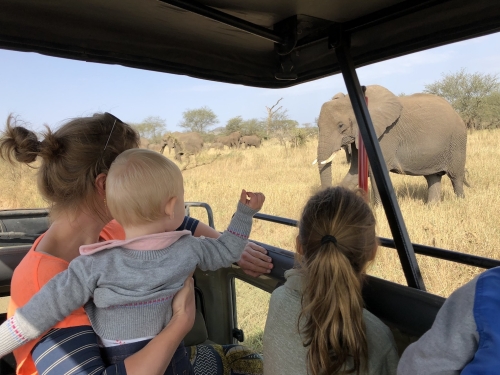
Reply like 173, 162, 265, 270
140, 85, 468, 203
139, 131, 262, 164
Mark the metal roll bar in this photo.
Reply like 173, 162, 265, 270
332, 33, 426, 290
253, 213, 500, 270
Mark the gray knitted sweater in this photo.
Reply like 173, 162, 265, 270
263, 269, 399, 375
0, 202, 257, 356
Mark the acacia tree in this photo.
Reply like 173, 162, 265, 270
131, 116, 167, 143
268, 109, 298, 146
424, 68, 500, 129
180, 107, 218, 133
265, 98, 283, 136
241, 118, 265, 137
225, 116, 265, 136
225, 116, 244, 134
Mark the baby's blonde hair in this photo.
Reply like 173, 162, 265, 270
106, 148, 183, 227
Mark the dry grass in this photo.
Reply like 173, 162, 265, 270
1, 129, 499, 352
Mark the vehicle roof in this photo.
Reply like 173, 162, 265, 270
1, 0, 499, 88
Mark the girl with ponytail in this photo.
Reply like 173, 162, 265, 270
263, 186, 399, 375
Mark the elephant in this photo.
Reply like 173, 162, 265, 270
217, 131, 241, 148
207, 142, 224, 150
216, 135, 232, 148
160, 132, 204, 163
315, 85, 468, 203
239, 135, 261, 148
147, 143, 162, 153
139, 137, 150, 149
160, 131, 182, 154
342, 144, 351, 164
228, 131, 242, 148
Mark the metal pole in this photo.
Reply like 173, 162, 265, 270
335, 43, 426, 290
358, 96, 369, 193
159, 0, 284, 44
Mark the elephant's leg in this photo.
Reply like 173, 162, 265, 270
425, 174, 443, 203
340, 144, 358, 190
448, 173, 465, 198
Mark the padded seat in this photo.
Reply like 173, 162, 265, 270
184, 309, 211, 346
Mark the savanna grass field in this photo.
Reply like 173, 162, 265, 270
1, 129, 500, 352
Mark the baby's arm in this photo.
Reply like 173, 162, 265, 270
195, 190, 265, 270
0, 255, 96, 357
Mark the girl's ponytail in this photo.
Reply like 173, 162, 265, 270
297, 187, 377, 375
300, 243, 367, 375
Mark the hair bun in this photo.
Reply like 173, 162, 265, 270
0, 115, 40, 164
38, 128, 65, 162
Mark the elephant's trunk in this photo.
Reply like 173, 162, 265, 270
318, 163, 333, 188
317, 142, 339, 188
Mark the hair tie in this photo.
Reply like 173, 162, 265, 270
321, 235, 337, 245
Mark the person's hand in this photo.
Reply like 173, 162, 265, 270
240, 189, 265, 211
169, 276, 196, 334
237, 242, 273, 277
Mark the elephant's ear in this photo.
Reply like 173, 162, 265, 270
332, 92, 345, 100
366, 85, 403, 138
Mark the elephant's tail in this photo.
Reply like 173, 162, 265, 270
464, 169, 471, 188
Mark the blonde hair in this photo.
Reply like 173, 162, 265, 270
297, 186, 377, 375
106, 148, 183, 227
0, 113, 139, 218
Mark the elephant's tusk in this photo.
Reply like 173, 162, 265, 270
312, 159, 318, 165
320, 151, 337, 165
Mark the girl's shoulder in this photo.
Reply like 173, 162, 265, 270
363, 309, 400, 373
363, 309, 394, 339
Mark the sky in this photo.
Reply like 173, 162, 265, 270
1, 32, 499, 132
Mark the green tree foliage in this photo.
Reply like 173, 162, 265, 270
269, 110, 298, 146
300, 122, 319, 138
131, 116, 167, 143
226, 116, 244, 134
241, 119, 265, 137
290, 128, 308, 147
424, 68, 500, 129
179, 107, 218, 133
483, 92, 500, 129
224, 117, 265, 137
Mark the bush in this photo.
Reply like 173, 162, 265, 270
424, 68, 500, 130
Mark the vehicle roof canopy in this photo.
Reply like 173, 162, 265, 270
1, 0, 499, 88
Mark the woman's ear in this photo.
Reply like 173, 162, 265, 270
164, 196, 177, 218
95, 173, 107, 198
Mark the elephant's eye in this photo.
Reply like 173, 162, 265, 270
338, 122, 344, 129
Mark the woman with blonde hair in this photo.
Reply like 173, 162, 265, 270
263, 186, 399, 375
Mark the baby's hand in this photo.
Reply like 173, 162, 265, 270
240, 189, 265, 211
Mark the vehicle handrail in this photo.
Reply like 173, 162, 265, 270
253, 213, 500, 270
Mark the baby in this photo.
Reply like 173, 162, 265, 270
0, 148, 265, 369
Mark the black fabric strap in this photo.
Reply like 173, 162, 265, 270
321, 235, 337, 245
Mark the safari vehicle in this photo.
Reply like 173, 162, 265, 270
1, 0, 500, 373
